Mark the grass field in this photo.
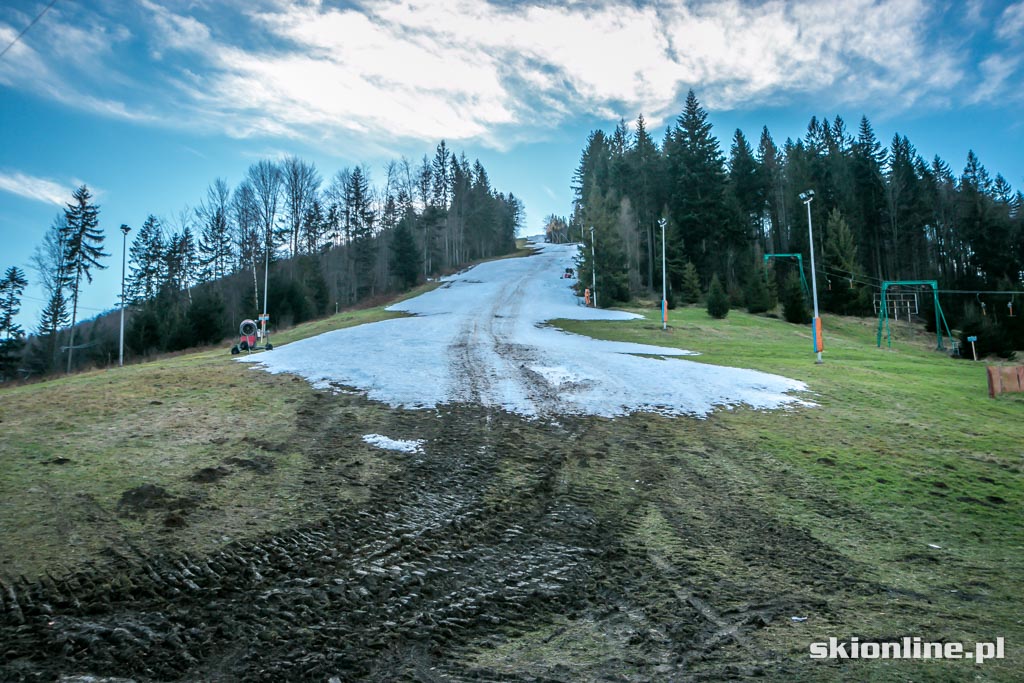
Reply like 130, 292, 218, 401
0, 300, 426, 581
1, 279, 1020, 680
553, 304, 1022, 680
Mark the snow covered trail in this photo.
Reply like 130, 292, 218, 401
240, 241, 809, 418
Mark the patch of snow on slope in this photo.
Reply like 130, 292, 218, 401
240, 241, 810, 418
362, 434, 425, 453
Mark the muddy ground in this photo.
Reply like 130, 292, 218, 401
0, 380, 885, 683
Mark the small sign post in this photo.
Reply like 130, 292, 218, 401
967, 335, 978, 361
259, 313, 270, 341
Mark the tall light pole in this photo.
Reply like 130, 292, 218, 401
799, 190, 823, 364
118, 224, 131, 367
261, 228, 271, 342
589, 226, 598, 308
659, 217, 667, 330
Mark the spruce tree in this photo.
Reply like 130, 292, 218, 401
0, 266, 28, 340
666, 91, 732, 283
744, 265, 772, 314
851, 117, 888, 280
823, 209, 862, 314
706, 273, 730, 318
578, 186, 629, 305
128, 215, 166, 303
757, 126, 787, 254
728, 128, 763, 245
782, 271, 811, 324
197, 179, 234, 282
347, 166, 377, 298
626, 114, 662, 289
431, 141, 452, 209
0, 266, 28, 380
301, 199, 327, 254
390, 213, 421, 289
61, 185, 107, 373
680, 261, 701, 304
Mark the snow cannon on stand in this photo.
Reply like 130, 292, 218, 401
230, 316, 273, 355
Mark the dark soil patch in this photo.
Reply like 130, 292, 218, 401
43, 457, 72, 465
0, 398, 947, 681
900, 552, 940, 564
816, 457, 836, 466
189, 466, 232, 483
163, 512, 187, 528
241, 436, 288, 453
223, 455, 276, 474
116, 484, 196, 515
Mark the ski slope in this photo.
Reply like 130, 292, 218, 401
240, 241, 809, 418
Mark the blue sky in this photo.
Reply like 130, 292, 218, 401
2, 0, 1023, 330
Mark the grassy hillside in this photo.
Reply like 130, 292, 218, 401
1, 279, 1020, 680
550, 306, 1022, 680
0, 294, 431, 580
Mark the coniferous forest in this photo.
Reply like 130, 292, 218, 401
561, 91, 1024, 358
0, 142, 522, 380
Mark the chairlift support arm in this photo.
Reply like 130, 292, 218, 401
763, 253, 810, 299
875, 280, 954, 351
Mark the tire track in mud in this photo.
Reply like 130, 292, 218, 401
445, 250, 575, 418
0, 398, 608, 681
0, 246, 899, 680
1, 398, 860, 681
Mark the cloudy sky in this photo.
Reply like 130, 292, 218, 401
1, 0, 1022, 327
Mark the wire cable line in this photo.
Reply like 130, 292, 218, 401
0, 0, 59, 61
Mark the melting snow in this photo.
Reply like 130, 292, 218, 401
362, 434, 425, 453
240, 240, 809, 418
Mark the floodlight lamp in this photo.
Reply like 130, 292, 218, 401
120, 224, 131, 235
799, 189, 815, 203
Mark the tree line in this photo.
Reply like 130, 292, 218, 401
0, 142, 522, 381
564, 91, 1024, 355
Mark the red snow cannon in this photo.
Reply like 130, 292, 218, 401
230, 318, 273, 354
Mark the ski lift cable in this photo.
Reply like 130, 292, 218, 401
0, 0, 59, 61
801, 269, 1024, 297
934, 289, 1024, 295
18, 294, 107, 313
810, 266, 882, 290
59, 341, 99, 352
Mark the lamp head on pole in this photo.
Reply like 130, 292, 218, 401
798, 189, 815, 204
120, 224, 131, 236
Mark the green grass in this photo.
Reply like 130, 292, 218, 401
553, 305, 1023, 680
2, 271, 1020, 679
0, 296, 427, 580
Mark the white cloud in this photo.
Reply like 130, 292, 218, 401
996, 1, 1024, 42
0, 171, 73, 205
175, 0, 969, 145
0, 12, 151, 124
0, 0, 1008, 148
970, 53, 1022, 104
